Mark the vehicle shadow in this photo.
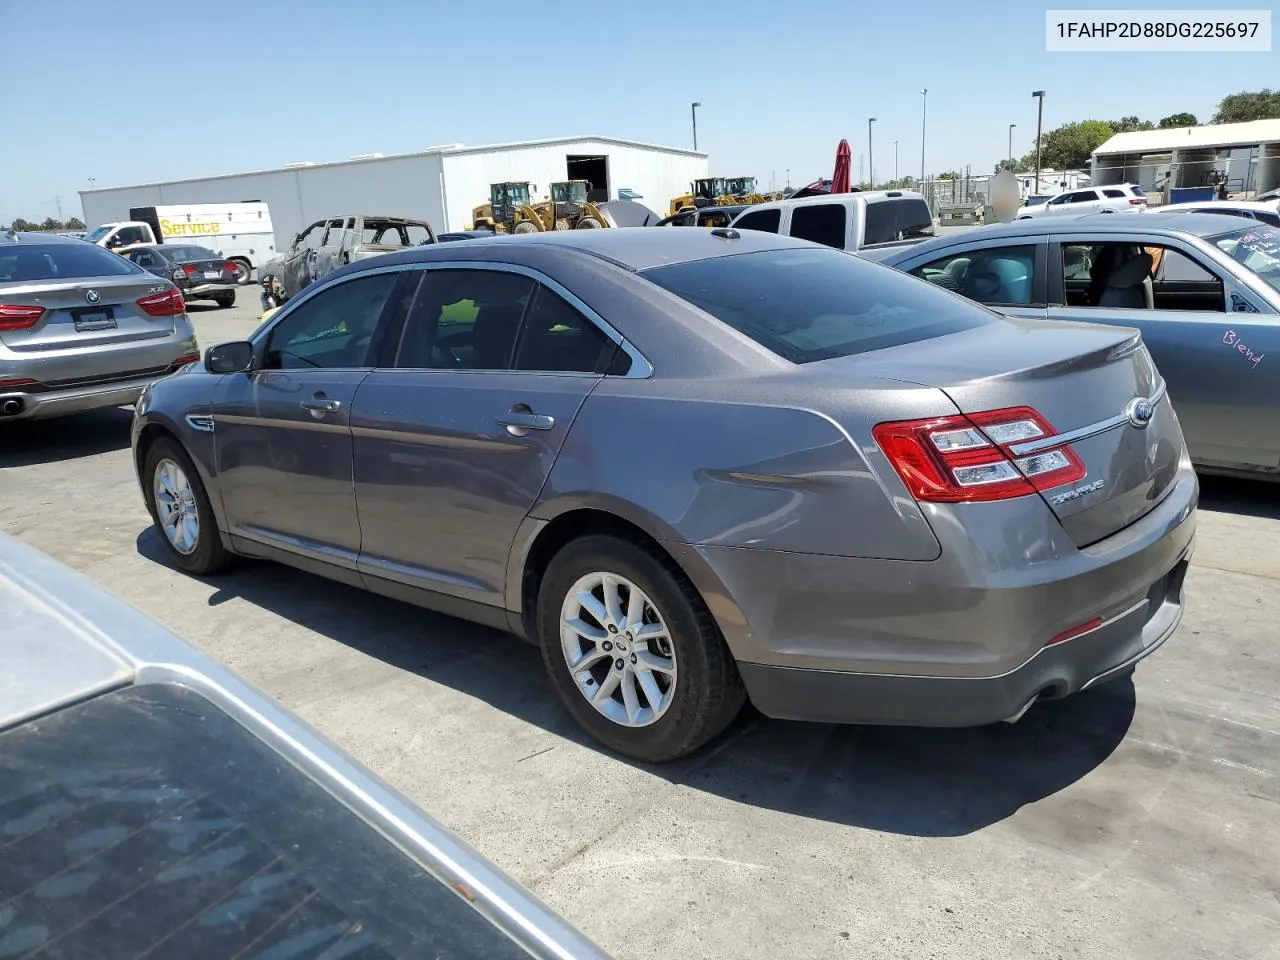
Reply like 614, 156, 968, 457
135, 528, 1135, 838
1197, 474, 1280, 520
0, 406, 134, 468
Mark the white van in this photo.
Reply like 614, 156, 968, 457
84, 203, 275, 282
730, 191, 935, 253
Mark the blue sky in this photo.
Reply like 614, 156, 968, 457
2, 0, 1275, 222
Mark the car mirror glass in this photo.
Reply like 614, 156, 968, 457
205, 340, 254, 374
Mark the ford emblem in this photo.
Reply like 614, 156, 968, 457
1126, 397, 1154, 429
85, 289, 100, 304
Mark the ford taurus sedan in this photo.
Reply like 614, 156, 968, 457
872, 213, 1280, 480
132, 229, 1197, 762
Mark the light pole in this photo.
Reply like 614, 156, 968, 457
868, 117, 877, 188
87, 177, 96, 190
894, 140, 899, 183
1008, 124, 1016, 165
691, 101, 701, 151
920, 89, 928, 184
1032, 90, 1045, 194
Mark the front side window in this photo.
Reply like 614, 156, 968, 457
396, 270, 535, 370
911, 245, 1037, 305
264, 271, 398, 369
643, 247, 992, 364
734, 209, 781, 234
789, 204, 846, 249
296, 223, 324, 252
320, 219, 347, 247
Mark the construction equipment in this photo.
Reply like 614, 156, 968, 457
722, 177, 772, 204
542, 180, 607, 229
470, 182, 542, 233
668, 178, 729, 216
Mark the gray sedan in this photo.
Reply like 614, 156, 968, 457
873, 213, 1280, 480
132, 229, 1197, 761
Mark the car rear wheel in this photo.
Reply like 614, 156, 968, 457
537, 534, 744, 762
213, 291, 236, 309
231, 258, 253, 284
144, 437, 229, 576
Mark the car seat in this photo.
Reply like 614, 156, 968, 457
1096, 251, 1154, 309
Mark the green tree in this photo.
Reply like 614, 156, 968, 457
65, 216, 85, 230
1033, 120, 1115, 170
10, 217, 35, 231
994, 158, 1029, 174
1159, 112, 1198, 128
1108, 116, 1155, 133
1213, 89, 1280, 123
41, 217, 64, 232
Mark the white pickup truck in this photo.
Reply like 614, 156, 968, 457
83, 203, 276, 283
729, 191, 935, 253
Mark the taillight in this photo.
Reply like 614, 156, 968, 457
137, 287, 186, 317
182, 264, 199, 277
873, 405, 1086, 503
0, 304, 46, 331
224, 261, 239, 273
0, 378, 37, 388
170, 352, 200, 367
1129, 198, 1145, 206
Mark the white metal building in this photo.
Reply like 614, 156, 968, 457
79, 136, 708, 242
1091, 119, 1280, 197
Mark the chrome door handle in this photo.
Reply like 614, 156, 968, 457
299, 398, 341, 413
496, 411, 554, 431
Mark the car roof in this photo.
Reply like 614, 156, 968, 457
398, 225, 804, 271
877, 212, 1258, 263
1150, 200, 1278, 213
0, 231, 84, 246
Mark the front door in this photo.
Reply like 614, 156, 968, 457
351, 266, 620, 608
212, 269, 406, 572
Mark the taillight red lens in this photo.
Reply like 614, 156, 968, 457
0, 304, 46, 331
873, 405, 1086, 503
1129, 198, 1145, 205
182, 264, 199, 277
137, 287, 186, 317
224, 261, 239, 273
1047, 617, 1104, 646
170, 353, 200, 367
0, 378, 37, 388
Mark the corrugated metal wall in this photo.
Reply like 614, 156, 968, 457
441, 139, 707, 228
79, 138, 708, 241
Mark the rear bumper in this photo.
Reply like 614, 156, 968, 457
738, 548, 1189, 726
182, 282, 238, 297
0, 374, 165, 421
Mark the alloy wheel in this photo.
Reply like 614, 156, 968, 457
153, 458, 200, 555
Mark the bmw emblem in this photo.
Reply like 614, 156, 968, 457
1126, 397, 1154, 429
85, 289, 100, 304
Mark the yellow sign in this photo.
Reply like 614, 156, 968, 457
160, 218, 222, 237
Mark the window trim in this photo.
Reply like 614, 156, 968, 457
388, 260, 653, 378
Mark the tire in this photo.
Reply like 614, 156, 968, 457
536, 534, 744, 762
231, 258, 253, 285
142, 436, 230, 576
214, 291, 236, 309
575, 217, 603, 229
512, 221, 539, 234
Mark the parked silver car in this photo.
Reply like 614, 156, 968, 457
873, 213, 1280, 480
0, 533, 608, 960
0, 232, 199, 422
133, 229, 1197, 761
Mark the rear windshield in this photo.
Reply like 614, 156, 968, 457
165, 245, 219, 262
0, 242, 141, 283
863, 198, 935, 246
643, 247, 992, 364
1213, 225, 1280, 296
1131, 185, 1146, 197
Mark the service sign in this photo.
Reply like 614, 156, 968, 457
160, 218, 221, 237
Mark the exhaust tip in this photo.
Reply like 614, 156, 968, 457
0, 398, 23, 417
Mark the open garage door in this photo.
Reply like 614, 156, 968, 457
567, 155, 609, 202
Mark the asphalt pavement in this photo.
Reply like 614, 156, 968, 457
1, 294, 1278, 960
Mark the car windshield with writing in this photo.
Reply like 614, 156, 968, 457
642, 247, 992, 364
1213, 225, 1280, 295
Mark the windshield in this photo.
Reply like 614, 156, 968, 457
165, 245, 219, 262
492, 183, 530, 207
84, 225, 112, 242
694, 178, 724, 199
725, 178, 757, 196
643, 247, 992, 364
552, 182, 588, 204
1213, 225, 1280, 295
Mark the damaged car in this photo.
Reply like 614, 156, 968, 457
261, 215, 436, 306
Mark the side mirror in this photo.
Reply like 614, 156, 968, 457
205, 340, 254, 374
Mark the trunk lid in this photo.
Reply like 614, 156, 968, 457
845, 317, 1183, 547
1, 275, 178, 352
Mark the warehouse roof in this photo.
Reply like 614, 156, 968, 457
1093, 119, 1280, 156
81, 135, 707, 194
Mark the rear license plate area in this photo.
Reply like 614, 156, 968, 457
204, 270, 220, 280
71, 307, 117, 332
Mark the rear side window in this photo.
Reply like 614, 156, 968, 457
1103, 189, 1126, 198
733, 209, 781, 233
0, 242, 141, 282
863, 199, 935, 246
789, 204, 846, 248
643, 248, 992, 364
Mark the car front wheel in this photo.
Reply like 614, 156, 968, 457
143, 437, 229, 575
537, 534, 744, 762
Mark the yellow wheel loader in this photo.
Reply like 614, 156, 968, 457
469, 182, 542, 233
544, 180, 607, 229
668, 177, 729, 216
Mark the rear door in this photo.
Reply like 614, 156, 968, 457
0, 241, 187, 382
1048, 233, 1279, 468
350, 265, 620, 607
